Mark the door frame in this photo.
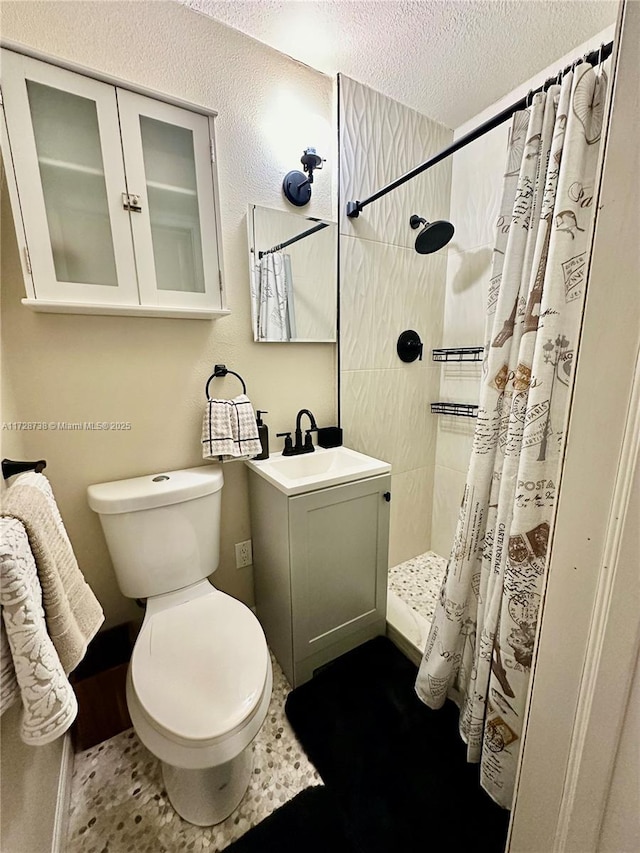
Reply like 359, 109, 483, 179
508, 0, 640, 848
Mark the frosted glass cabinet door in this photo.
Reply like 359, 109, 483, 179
0, 50, 139, 304
117, 90, 222, 309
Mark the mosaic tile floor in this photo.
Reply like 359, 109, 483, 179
66, 556, 448, 851
388, 550, 447, 623
66, 653, 321, 853
387, 551, 447, 655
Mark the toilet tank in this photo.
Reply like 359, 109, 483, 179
87, 466, 224, 600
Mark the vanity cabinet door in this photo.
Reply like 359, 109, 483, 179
289, 475, 390, 672
1, 50, 139, 305
116, 90, 223, 310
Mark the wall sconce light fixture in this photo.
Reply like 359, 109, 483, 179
283, 147, 325, 207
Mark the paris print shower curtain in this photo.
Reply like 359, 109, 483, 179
253, 252, 295, 341
416, 60, 609, 809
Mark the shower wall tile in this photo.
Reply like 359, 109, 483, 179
341, 368, 398, 466
339, 76, 451, 564
388, 467, 434, 567
447, 122, 509, 254
431, 465, 467, 559
342, 366, 441, 475
442, 243, 492, 347
435, 415, 476, 474
429, 124, 505, 543
339, 75, 453, 249
438, 362, 484, 404
341, 235, 446, 371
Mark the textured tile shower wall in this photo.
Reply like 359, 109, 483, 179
430, 124, 509, 557
339, 75, 452, 566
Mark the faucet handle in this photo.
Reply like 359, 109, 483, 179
276, 431, 294, 455
304, 428, 317, 450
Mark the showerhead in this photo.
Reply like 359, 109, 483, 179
409, 214, 455, 254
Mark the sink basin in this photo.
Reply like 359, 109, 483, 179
246, 446, 391, 496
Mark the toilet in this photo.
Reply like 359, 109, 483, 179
87, 466, 272, 826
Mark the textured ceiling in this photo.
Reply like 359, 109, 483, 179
182, 0, 617, 129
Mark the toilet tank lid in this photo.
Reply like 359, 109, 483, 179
87, 466, 223, 514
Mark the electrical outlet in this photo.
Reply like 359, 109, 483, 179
235, 539, 252, 568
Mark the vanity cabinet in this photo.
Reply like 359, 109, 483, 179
0, 49, 227, 319
248, 471, 390, 687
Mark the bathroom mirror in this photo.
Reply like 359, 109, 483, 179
248, 204, 337, 342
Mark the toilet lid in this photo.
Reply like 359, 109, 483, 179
131, 593, 269, 743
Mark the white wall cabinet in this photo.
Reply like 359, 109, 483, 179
248, 471, 390, 687
0, 49, 227, 319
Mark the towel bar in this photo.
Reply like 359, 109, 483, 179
2, 458, 47, 479
205, 364, 247, 400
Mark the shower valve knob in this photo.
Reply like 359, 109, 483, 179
397, 330, 423, 363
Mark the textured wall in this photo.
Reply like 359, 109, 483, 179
339, 75, 452, 566
0, 0, 336, 627
185, 0, 617, 129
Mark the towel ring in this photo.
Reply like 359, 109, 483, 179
205, 364, 247, 400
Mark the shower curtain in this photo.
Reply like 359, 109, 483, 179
254, 252, 296, 341
416, 60, 609, 809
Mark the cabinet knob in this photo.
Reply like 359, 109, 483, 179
383, 492, 391, 502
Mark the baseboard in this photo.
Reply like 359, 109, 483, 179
51, 733, 74, 853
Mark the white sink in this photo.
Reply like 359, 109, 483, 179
246, 446, 391, 496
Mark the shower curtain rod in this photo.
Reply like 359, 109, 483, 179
346, 40, 614, 219
258, 221, 330, 259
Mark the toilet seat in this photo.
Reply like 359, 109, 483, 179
131, 591, 269, 747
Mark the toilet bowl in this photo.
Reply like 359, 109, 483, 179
87, 466, 272, 826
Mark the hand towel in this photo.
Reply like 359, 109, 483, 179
202, 393, 262, 461
1, 517, 78, 743
1, 472, 104, 674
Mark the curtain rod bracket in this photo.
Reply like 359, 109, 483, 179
346, 201, 362, 219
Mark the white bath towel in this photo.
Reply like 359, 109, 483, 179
0, 517, 78, 744
202, 393, 262, 461
0, 613, 19, 713
1, 472, 104, 674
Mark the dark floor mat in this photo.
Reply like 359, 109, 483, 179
223, 785, 354, 852
284, 636, 509, 853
